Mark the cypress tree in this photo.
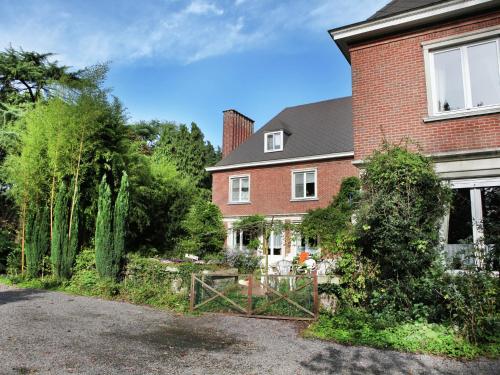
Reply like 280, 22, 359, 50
95, 176, 112, 278
26, 206, 50, 278
51, 182, 69, 279
112, 171, 129, 279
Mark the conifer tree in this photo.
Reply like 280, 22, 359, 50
95, 176, 112, 278
25, 206, 50, 278
112, 171, 129, 279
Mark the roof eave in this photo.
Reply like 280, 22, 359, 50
329, 0, 498, 62
206, 151, 354, 172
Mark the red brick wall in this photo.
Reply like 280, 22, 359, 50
351, 12, 500, 160
222, 110, 254, 157
212, 158, 358, 217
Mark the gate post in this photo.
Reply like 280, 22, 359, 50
190, 273, 196, 312
247, 275, 253, 316
313, 270, 319, 319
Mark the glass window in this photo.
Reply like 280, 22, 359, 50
264, 131, 283, 152
448, 188, 473, 244
293, 170, 316, 199
229, 176, 250, 202
430, 38, 500, 114
481, 186, 500, 244
468, 41, 500, 108
434, 48, 465, 112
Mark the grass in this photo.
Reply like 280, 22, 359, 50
304, 310, 500, 360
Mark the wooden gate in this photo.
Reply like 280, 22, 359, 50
190, 272, 318, 321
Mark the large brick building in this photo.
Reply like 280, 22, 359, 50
208, 0, 500, 264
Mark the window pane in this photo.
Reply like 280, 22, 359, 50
448, 188, 473, 244
231, 178, 240, 201
305, 171, 315, 197
294, 173, 304, 198
481, 186, 500, 245
434, 49, 465, 111
240, 177, 249, 201
266, 134, 274, 150
273, 231, 282, 255
468, 41, 500, 107
273, 133, 281, 149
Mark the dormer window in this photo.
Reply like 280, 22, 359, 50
264, 131, 283, 153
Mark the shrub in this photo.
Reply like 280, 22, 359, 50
356, 144, 451, 281
306, 309, 490, 359
0, 229, 15, 273
224, 250, 260, 273
441, 271, 499, 344
180, 198, 226, 258
67, 248, 99, 294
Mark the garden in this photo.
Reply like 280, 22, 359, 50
0, 47, 499, 360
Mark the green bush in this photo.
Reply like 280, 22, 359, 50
0, 229, 15, 273
441, 271, 499, 345
306, 309, 495, 359
179, 198, 226, 258
357, 144, 451, 281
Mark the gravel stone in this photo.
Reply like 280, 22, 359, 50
0, 284, 498, 374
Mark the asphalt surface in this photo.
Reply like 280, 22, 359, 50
0, 283, 498, 375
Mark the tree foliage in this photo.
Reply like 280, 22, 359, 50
356, 144, 451, 281
180, 198, 226, 257
112, 171, 129, 276
0, 46, 83, 105
25, 205, 49, 278
95, 176, 112, 278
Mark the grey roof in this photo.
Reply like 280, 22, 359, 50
368, 0, 449, 21
215, 97, 353, 167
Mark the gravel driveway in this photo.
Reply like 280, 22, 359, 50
0, 284, 498, 375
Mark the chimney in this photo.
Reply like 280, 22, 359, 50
222, 109, 254, 157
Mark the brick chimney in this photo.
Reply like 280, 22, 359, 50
222, 109, 254, 157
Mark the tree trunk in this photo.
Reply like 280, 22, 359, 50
68, 137, 83, 239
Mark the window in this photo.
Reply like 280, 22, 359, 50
292, 169, 317, 200
443, 178, 500, 269
266, 230, 282, 256
229, 175, 249, 203
264, 131, 283, 152
427, 36, 500, 116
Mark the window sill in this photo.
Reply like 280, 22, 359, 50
290, 197, 319, 202
424, 106, 500, 123
227, 201, 251, 205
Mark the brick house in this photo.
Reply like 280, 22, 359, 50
209, 0, 500, 264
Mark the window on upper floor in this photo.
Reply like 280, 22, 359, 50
292, 169, 317, 200
424, 31, 500, 119
229, 175, 250, 203
264, 131, 283, 152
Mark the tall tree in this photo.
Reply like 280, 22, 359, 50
112, 171, 129, 278
95, 176, 112, 278
25, 205, 49, 278
0, 47, 83, 105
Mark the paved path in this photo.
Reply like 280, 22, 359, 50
0, 284, 498, 375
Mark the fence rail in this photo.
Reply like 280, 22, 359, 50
190, 271, 318, 321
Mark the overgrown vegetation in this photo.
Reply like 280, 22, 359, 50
304, 144, 499, 358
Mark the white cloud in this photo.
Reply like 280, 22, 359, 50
185, 1, 224, 16
0, 0, 388, 67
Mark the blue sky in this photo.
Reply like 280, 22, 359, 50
0, 0, 387, 147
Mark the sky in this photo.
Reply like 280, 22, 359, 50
0, 0, 388, 147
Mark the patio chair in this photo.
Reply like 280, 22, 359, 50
275, 259, 294, 290
259, 258, 277, 288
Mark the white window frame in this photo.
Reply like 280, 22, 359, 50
291, 168, 317, 201
228, 175, 250, 204
423, 27, 500, 121
444, 177, 500, 244
264, 130, 284, 153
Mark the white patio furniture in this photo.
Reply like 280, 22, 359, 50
275, 259, 294, 290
